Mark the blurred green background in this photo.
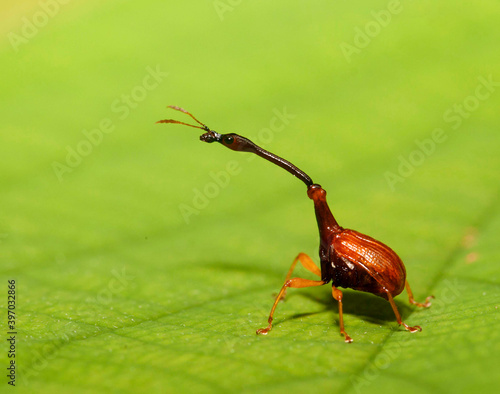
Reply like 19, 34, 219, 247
1, 1, 499, 393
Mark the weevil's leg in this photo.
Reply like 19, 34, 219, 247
386, 292, 422, 333
332, 286, 353, 343
278, 253, 321, 301
284, 253, 321, 281
257, 278, 325, 335
405, 281, 434, 308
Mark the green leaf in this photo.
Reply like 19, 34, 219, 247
1, 1, 499, 393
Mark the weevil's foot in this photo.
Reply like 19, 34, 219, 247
405, 324, 422, 333
423, 295, 434, 307
256, 325, 272, 335
412, 295, 434, 308
343, 333, 353, 343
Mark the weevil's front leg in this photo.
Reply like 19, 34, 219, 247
405, 281, 434, 308
257, 278, 325, 335
277, 253, 321, 301
386, 292, 422, 333
332, 286, 353, 343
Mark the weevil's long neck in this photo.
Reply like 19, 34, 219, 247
249, 145, 341, 237
238, 138, 314, 187
204, 131, 315, 187
307, 184, 341, 240
221, 136, 341, 236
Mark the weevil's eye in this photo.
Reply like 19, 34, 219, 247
223, 136, 234, 144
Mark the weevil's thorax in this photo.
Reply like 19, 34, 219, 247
307, 184, 342, 283
307, 185, 341, 237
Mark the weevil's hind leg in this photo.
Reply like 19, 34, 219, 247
277, 253, 321, 301
257, 278, 325, 335
405, 280, 434, 308
332, 286, 353, 343
386, 292, 422, 333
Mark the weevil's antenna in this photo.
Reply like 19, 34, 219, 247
156, 105, 210, 131
167, 105, 206, 126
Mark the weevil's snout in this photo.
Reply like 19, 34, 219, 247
200, 130, 222, 143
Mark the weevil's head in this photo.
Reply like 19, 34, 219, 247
200, 131, 255, 153
199, 129, 221, 143
157, 106, 256, 153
